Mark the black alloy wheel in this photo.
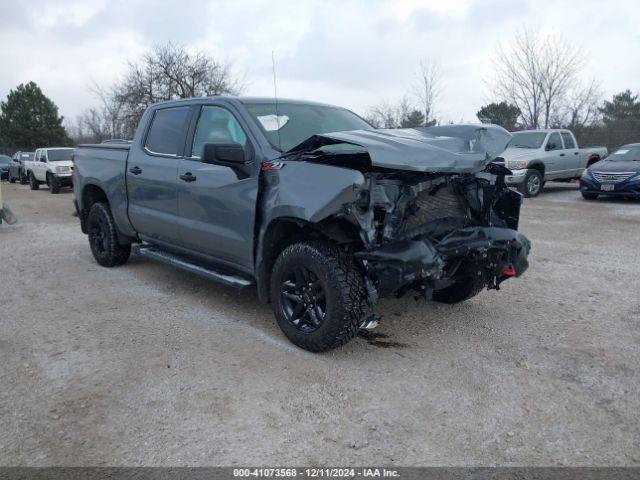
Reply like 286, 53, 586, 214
280, 265, 327, 333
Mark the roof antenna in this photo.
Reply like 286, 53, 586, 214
271, 50, 282, 151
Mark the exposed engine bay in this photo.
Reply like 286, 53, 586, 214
261, 125, 531, 310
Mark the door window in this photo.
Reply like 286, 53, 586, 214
144, 107, 191, 156
546, 133, 563, 151
191, 106, 248, 158
561, 132, 575, 149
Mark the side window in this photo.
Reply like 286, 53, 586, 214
41, 151, 47, 162
191, 106, 248, 158
547, 133, 563, 151
145, 107, 191, 156
561, 132, 575, 149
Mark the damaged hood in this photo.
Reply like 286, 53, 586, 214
285, 124, 512, 173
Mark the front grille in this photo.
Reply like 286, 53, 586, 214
592, 171, 635, 183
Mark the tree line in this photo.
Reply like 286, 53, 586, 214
367, 29, 640, 151
1, 33, 639, 153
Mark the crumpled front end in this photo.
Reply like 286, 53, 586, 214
261, 124, 530, 305
347, 166, 531, 300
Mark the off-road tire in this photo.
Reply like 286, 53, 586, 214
581, 191, 599, 200
520, 169, 543, 198
270, 241, 367, 352
87, 202, 131, 267
432, 264, 486, 304
28, 172, 39, 190
49, 175, 60, 194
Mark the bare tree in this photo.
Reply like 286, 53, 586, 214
84, 43, 245, 139
489, 29, 587, 129
366, 101, 399, 128
365, 96, 423, 129
564, 78, 602, 130
412, 60, 442, 126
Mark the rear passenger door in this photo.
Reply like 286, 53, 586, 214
176, 104, 259, 272
126, 106, 192, 247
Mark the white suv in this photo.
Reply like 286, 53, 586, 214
25, 148, 75, 194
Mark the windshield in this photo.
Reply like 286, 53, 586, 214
47, 149, 74, 162
607, 145, 640, 162
509, 132, 547, 149
243, 102, 372, 152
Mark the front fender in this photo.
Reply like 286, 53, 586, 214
260, 161, 367, 226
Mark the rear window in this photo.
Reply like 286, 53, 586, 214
145, 107, 191, 155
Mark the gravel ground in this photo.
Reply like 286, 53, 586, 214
0, 181, 638, 466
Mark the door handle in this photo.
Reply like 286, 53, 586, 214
559, 153, 565, 156
574, 152, 579, 155
129, 166, 142, 175
179, 172, 197, 182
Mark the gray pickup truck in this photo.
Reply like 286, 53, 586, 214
499, 129, 607, 197
73, 97, 530, 352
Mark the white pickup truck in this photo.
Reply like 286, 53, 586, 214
497, 129, 607, 197
24, 147, 75, 194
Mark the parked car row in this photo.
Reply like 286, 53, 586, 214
0, 147, 75, 193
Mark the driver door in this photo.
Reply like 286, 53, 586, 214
177, 104, 259, 272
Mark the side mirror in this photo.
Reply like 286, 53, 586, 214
202, 142, 246, 167
545, 143, 553, 151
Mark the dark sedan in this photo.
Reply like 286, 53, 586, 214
0, 155, 11, 180
579, 143, 640, 200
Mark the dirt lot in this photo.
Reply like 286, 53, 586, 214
0, 181, 638, 466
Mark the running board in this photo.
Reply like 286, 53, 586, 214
134, 245, 254, 290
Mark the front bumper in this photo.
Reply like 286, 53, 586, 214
356, 226, 531, 297
53, 173, 73, 186
579, 177, 640, 198
505, 169, 528, 185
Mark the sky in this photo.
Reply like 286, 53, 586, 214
0, 0, 639, 124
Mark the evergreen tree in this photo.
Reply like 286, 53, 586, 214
400, 110, 426, 128
477, 102, 521, 131
0, 82, 71, 149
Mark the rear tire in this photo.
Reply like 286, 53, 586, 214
9, 173, 16, 183
520, 170, 543, 198
270, 240, 366, 352
87, 202, 131, 267
581, 192, 599, 200
28, 172, 39, 190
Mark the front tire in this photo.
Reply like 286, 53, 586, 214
521, 169, 543, 198
49, 175, 60, 194
581, 191, 599, 200
270, 241, 366, 352
28, 172, 39, 190
20, 172, 28, 185
87, 202, 131, 267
